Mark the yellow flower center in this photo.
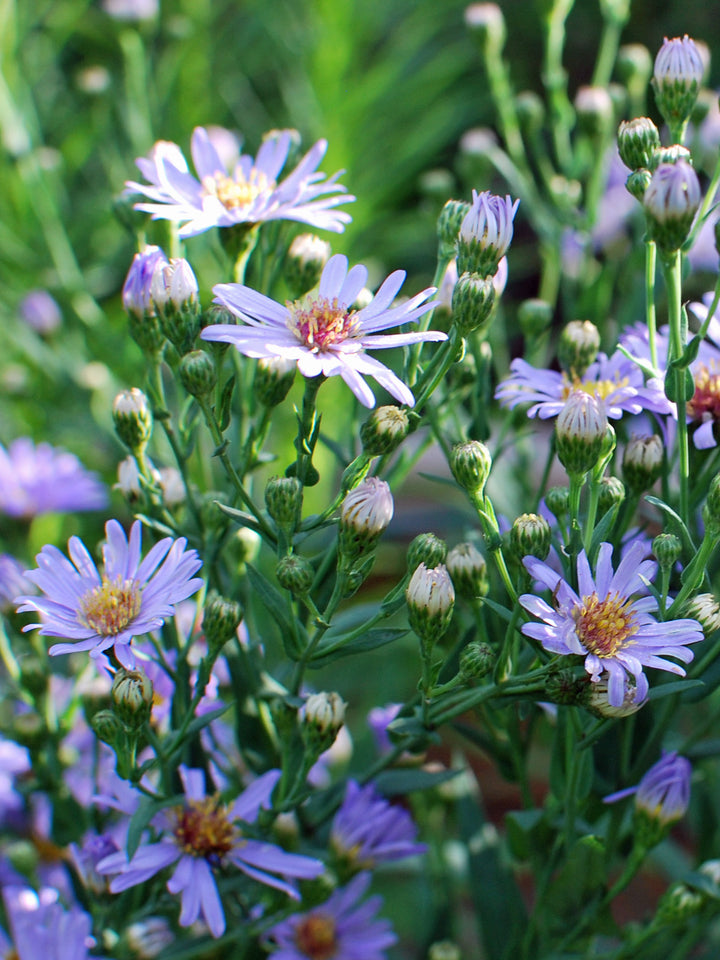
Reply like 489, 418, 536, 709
202, 169, 273, 211
288, 296, 358, 352
687, 362, 720, 422
561, 373, 629, 403
294, 914, 338, 960
573, 592, 637, 657
80, 576, 142, 636
173, 796, 236, 859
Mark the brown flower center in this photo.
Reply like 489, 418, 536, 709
294, 914, 338, 960
288, 296, 358, 352
173, 796, 236, 859
573, 592, 637, 657
80, 576, 142, 636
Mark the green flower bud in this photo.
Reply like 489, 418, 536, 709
653, 532, 682, 570
510, 513, 552, 561
152, 258, 201, 354
685, 593, 720, 634
555, 392, 608, 478
622, 434, 664, 493
200, 305, 235, 358
557, 320, 601, 378
202, 591, 243, 651
125, 918, 174, 960
446, 542, 488, 599
428, 941, 462, 960
598, 475, 626, 515
450, 440, 492, 496
406, 562, 455, 646
284, 233, 332, 298
451, 271, 496, 335
300, 692, 346, 755
179, 349, 217, 399
360, 405, 410, 456
574, 85, 614, 138
276, 554, 314, 595
655, 883, 704, 927
91, 708, 124, 747
518, 298, 553, 339
459, 641, 495, 682
339, 478, 393, 558
650, 143, 692, 170
111, 668, 153, 730
265, 476, 303, 533
407, 533, 448, 573
544, 486, 569, 523
464, 3, 506, 52
625, 168, 652, 201
437, 199, 472, 258
515, 90, 545, 136
254, 356, 297, 407
545, 665, 588, 706
652, 35, 704, 132
617, 117, 661, 171
113, 388, 153, 454
617, 43, 653, 89
644, 160, 701, 252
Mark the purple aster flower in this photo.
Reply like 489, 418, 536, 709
202, 254, 446, 408
16, 519, 203, 669
0, 439, 108, 518
330, 780, 426, 869
0, 886, 97, 960
367, 703, 402, 755
0, 554, 34, 613
264, 871, 397, 960
97, 766, 324, 939
495, 348, 671, 420
126, 127, 354, 238
0, 736, 30, 825
18, 290, 62, 334
519, 540, 703, 707
604, 751, 691, 826
122, 245, 168, 318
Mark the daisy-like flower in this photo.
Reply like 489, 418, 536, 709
264, 871, 397, 960
201, 254, 445, 408
604, 751, 692, 827
330, 781, 427, 870
495, 348, 671, 421
0, 439, 108, 518
0, 886, 97, 960
126, 127, 354, 238
16, 520, 203, 669
519, 540, 703, 707
97, 766, 324, 939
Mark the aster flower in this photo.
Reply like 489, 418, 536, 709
331, 781, 427, 869
519, 541, 703, 707
457, 189, 519, 276
97, 766, 324, 938
264, 871, 397, 960
604, 751, 692, 827
0, 886, 97, 960
18, 290, 62, 334
0, 736, 30, 825
0, 555, 34, 613
495, 347, 671, 421
127, 127, 354, 238
0, 439, 108, 518
202, 254, 445, 408
16, 519, 203, 669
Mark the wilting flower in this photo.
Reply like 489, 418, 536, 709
331, 781, 427, 869
264, 871, 397, 960
0, 439, 108, 519
127, 127, 354, 238
16, 519, 203, 669
520, 540, 703, 706
604, 751, 692, 827
202, 254, 444, 408
97, 766, 324, 938
0, 886, 97, 960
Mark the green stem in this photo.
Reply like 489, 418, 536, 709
661, 250, 689, 522
645, 240, 658, 370
591, 15, 626, 89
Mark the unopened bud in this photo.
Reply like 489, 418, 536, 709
407, 533, 448, 573
622, 434, 664, 494
617, 117, 661, 171
339, 478, 393, 558
457, 190, 519, 278
437, 199, 472, 258
652, 35, 704, 131
428, 941, 462, 960
254, 356, 297, 407
644, 160, 701, 252
574, 85, 614, 138
113, 388, 153, 454
91, 709, 124, 746
598, 475, 626, 514
451, 271, 496, 335
450, 440, 492, 496
558, 320, 601, 378
617, 43, 653, 88
276, 554, 314, 596
510, 513, 552, 561
265, 476, 303, 533
300, 692, 346, 754
152, 258, 201, 354
585, 674, 645, 717
544, 486, 569, 522
625, 168, 652, 201
459, 641, 495, 681
126, 918, 175, 959
406, 563, 455, 645
122, 246, 167, 353
518, 298, 553, 338
515, 90, 545, 135
360, 405, 410, 456
685, 593, 720, 634
446, 542, 488, 599
464, 3, 506, 52
284, 233, 332, 298
179, 349, 217, 398
202, 592, 243, 651
111, 668, 153, 730
555, 392, 608, 477
650, 143, 692, 169
655, 883, 704, 927
544, 665, 587, 706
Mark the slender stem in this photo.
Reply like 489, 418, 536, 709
591, 16, 626, 89
645, 240, 658, 370
661, 251, 689, 523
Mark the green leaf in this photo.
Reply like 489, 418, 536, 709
246, 564, 306, 656
217, 375, 235, 432
126, 794, 177, 859
536, 835, 609, 939
213, 501, 271, 539
506, 809, 551, 861
588, 504, 620, 563
663, 365, 694, 402
644, 495, 696, 555
310, 627, 408, 666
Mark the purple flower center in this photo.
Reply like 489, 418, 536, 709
288, 296, 359, 352
294, 913, 337, 959
80, 577, 142, 635
173, 796, 236, 859
573, 592, 638, 657
202, 170, 273, 210
687, 362, 720, 422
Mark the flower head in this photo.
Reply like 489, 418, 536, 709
202, 254, 445, 408
643, 160, 701, 251
520, 541, 703, 706
16, 519, 203, 669
457, 189, 519, 276
1, 886, 97, 960
264, 871, 397, 960
127, 127, 354, 238
653, 35, 704, 128
97, 766, 324, 938
0, 439, 108, 519
604, 751, 692, 828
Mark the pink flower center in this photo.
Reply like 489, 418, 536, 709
573, 592, 637, 657
687, 362, 720, 423
173, 796, 236, 859
202, 169, 273, 211
294, 914, 338, 959
80, 576, 142, 636
561, 373, 629, 403
288, 296, 358, 352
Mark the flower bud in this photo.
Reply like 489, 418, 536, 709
464, 3, 506, 52
574, 85, 614, 138
622, 434, 664, 494
644, 160, 701, 252
617, 117, 661, 171
284, 233, 332, 297
558, 320, 601, 378
178, 349, 217, 399
606, 752, 692, 848
122, 246, 167, 354
113, 388, 153, 454
655, 883, 704, 927
652, 35, 705, 131
202, 591, 243, 651
585, 674, 645, 717
515, 90, 545, 136
407, 533, 448, 573
457, 190, 519, 277
265, 476, 303, 533
276, 554, 314, 596
555, 392, 608, 477
650, 143, 691, 169
451, 271, 496, 335
446, 542, 488, 599
428, 941, 462, 960
544, 486, 569, 523
617, 43, 653, 89
254, 356, 297, 407
652, 532, 681, 571
91, 708, 124, 746
518, 298, 553, 339
686, 593, 720, 634
510, 513, 552, 561
111, 668, 153, 730
544, 665, 587, 706
360, 405, 410, 456
625, 168, 652, 201
437, 199, 472, 258
450, 440, 492, 496
406, 563, 455, 645
125, 918, 175, 959
598, 476, 625, 515
339, 478, 393, 558
152, 257, 201, 354
116, 456, 143, 503
158, 466, 185, 506
300, 692, 346, 755
459, 641, 495, 682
